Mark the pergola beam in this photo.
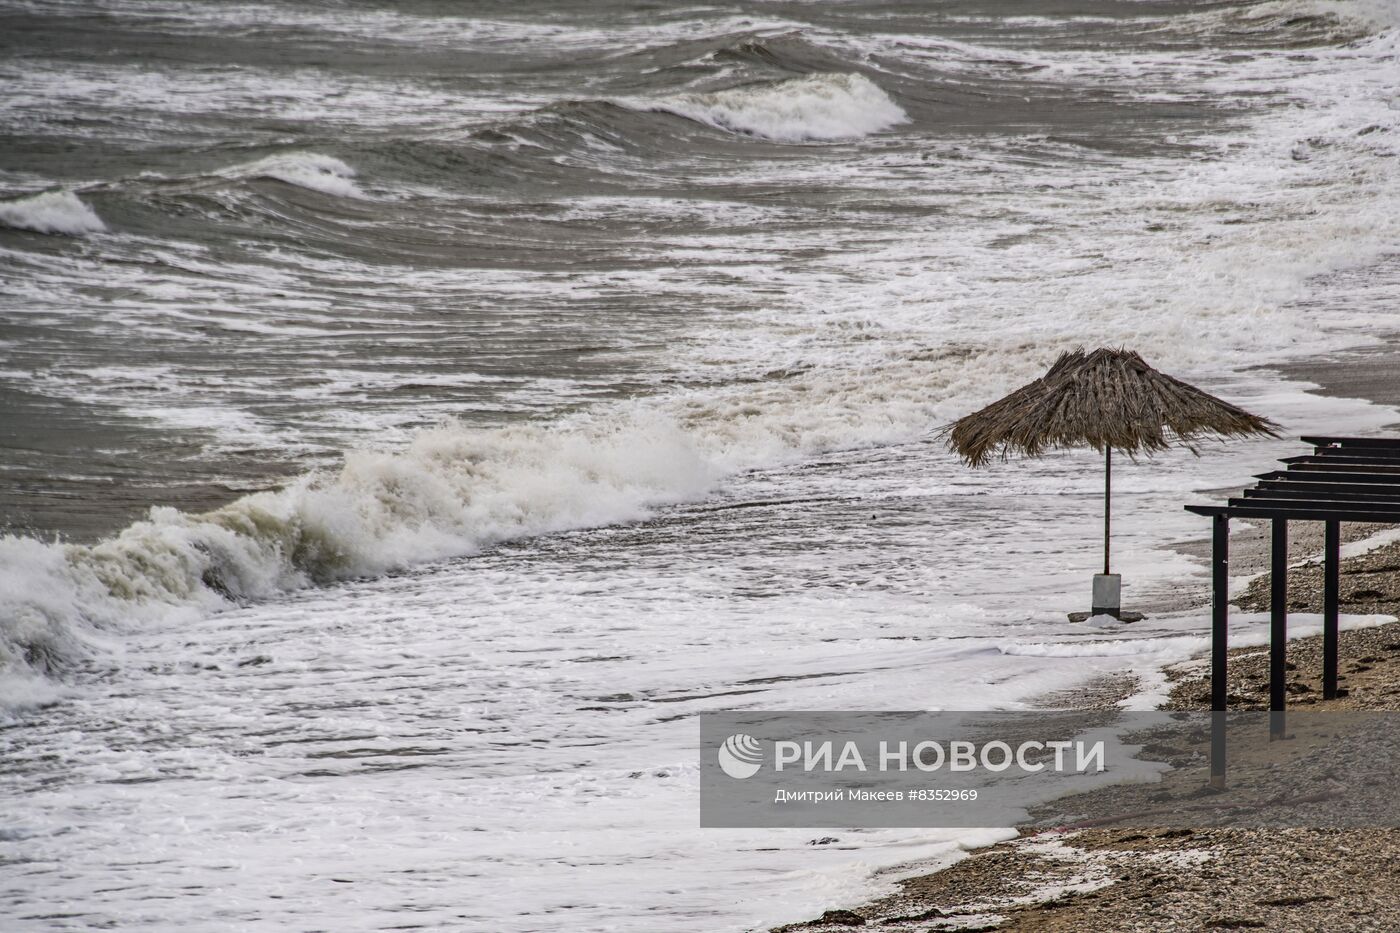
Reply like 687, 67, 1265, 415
1255, 469, 1400, 484
1302, 435, 1400, 450
1257, 478, 1400, 497
1227, 496, 1400, 517
1244, 488, 1400, 505
1189, 504, 1400, 523
1282, 453, 1400, 466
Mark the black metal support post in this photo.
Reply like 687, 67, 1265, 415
1270, 518, 1288, 739
1211, 512, 1229, 788
1324, 519, 1340, 700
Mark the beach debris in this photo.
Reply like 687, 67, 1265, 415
772, 908, 867, 929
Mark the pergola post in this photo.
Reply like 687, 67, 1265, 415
1270, 518, 1288, 739
1210, 512, 1229, 788
1324, 519, 1341, 699
1188, 436, 1400, 780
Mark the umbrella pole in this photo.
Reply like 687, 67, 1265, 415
1104, 447, 1111, 576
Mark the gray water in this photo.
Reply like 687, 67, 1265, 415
1, 0, 1307, 539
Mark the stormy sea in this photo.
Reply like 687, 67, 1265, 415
2, 1, 1399, 929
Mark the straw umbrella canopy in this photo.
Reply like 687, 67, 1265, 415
945, 347, 1279, 575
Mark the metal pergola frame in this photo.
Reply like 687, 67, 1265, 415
1185, 436, 1400, 787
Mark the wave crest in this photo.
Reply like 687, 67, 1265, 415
644, 72, 908, 142
0, 414, 719, 705
1240, 0, 1400, 31
227, 152, 366, 198
0, 191, 106, 236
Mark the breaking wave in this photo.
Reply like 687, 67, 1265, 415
0, 344, 962, 707
643, 72, 908, 142
1241, 0, 1400, 31
0, 191, 106, 236
0, 414, 721, 703
224, 152, 366, 198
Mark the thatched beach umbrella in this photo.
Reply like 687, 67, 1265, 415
945, 347, 1278, 618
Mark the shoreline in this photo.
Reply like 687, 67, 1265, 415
766, 346, 1400, 933
770, 549, 1400, 933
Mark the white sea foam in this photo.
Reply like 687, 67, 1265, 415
227, 152, 367, 198
647, 73, 908, 142
0, 190, 105, 235
1239, 0, 1400, 31
0, 412, 720, 699
7, 18, 1400, 705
